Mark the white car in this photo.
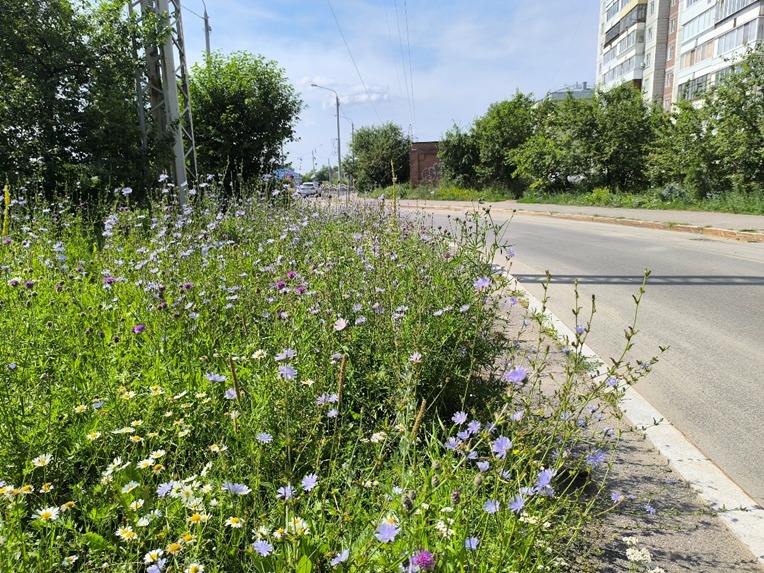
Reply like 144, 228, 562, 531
296, 182, 319, 197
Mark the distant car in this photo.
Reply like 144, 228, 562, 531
295, 182, 319, 197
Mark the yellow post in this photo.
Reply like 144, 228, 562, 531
2, 183, 10, 237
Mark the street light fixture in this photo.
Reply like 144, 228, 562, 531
311, 84, 341, 187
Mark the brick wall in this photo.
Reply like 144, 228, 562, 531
409, 141, 440, 187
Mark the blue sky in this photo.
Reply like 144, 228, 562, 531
180, 0, 599, 175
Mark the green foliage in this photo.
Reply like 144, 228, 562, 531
346, 122, 411, 191
472, 92, 535, 191
189, 51, 304, 189
438, 124, 480, 188
0, 0, 171, 196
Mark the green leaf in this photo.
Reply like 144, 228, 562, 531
296, 554, 313, 573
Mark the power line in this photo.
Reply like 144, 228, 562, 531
326, 0, 382, 122
403, 0, 416, 136
393, 0, 415, 129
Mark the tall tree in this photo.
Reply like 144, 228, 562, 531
346, 122, 410, 191
188, 51, 304, 187
472, 92, 535, 190
438, 124, 479, 188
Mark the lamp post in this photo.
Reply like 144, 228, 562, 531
340, 114, 354, 192
311, 84, 341, 187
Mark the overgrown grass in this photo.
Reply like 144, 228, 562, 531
519, 187, 764, 215
371, 184, 516, 203
0, 184, 658, 572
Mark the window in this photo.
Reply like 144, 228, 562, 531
669, 18, 676, 33
644, 52, 652, 69
679, 39, 715, 69
665, 71, 674, 90
682, 8, 715, 42
648, 26, 653, 41
668, 45, 674, 60
717, 18, 760, 54
606, 1, 620, 21
650, 1, 655, 15
686, 0, 701, 7
678, 73, 711, 100
717, 0, 758, 21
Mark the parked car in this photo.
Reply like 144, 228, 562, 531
295, 182, 319, 197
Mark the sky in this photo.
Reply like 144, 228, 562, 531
179, 0, 600, 176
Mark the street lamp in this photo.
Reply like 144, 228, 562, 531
311, 84, 341, 186
340, 113, 354, 192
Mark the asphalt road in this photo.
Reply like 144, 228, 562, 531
420, 208, 764, 507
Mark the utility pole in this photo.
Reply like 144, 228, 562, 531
201, 0, 211, 57
129, 0, 197, 206
311, 84, 341, 186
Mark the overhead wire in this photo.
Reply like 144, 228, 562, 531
393, 0, 415, 132
326, 0, 383, 122
403, 0, 416, 138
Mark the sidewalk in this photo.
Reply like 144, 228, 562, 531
395, 198, 764, 242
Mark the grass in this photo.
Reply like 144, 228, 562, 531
0, 182, 661, 572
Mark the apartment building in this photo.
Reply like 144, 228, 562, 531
597, 0, 764, 108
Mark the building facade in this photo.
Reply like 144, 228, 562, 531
597, 0, 764, 107
409, 142, 440, 188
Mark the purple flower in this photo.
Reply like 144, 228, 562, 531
585, 449, 607, 469
534, 468, 555, 496
256, 432, 272, 443
443, 437, 462, 451
491, 436, 512, 459
278, 365, 297, 380
576, 324, 586, 335
334, 318, 348, 331
644, 504, 656, 515
222, 482, 251, 495
301, 473, 318, 492
205, 372, 227, 383
473, 277, 490, 290
147, 558, 167, 573
412, 550, 435, 570
276, 484, 295, 500
327, 408, 339, 418
103, 276, 116, 285
374, 522, 400, 543
509, 493, 525, 513
611, 490, 625, 504
467, 420, 481, 435
252, 539, 274, 556
24, 280, 35, 289
451, 411, 468, 425
182, 282, 193, 290
409, 351, 422, 364
483, 500, 499, 514
330, 549, 349, 566
476, 461, 489, 472
275, 348, 296, 362
464, 537, 479, 551
224, 388, 238, 400
156, 482, 174, 497
132, 324, 146, 334
503, 367, 527, 385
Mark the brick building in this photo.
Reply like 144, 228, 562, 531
409, 141, 440, 188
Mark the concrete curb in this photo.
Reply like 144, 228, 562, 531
507, 274, 764, 567
395, 201, 764, 243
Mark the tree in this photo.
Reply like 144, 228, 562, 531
188, 52, 304, 188
438, 124, 479, 188
472, 92, 535, 190
346, 122, 410, 191
703, 47, 764, 194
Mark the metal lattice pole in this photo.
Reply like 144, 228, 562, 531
130, 0, 197, 205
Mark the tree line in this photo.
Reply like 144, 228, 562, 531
0, 0, 303, 198
438, 47, 764, 202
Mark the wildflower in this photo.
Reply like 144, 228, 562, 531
205, 372, 226, 383
157, 482, 174, 497
276, 484, 295, 500
34, 506, 60, 522
256, 432, 272, 443
409, 351, 422, 364
60, 501, 75, 512
129, 434, 144, 443
509, 493, 526, 513
224, 388, 238, 400
137, 459, 153, 470
40, 482, 53, 493
370, 431, 387, 443
483, 500, 500, 514
188, 512, 210, 524
327, 408, 338, 418
491, 436, 513, 459
132, 324, 146, 334
252, 539, 274, 557
32, 453, 53, 467
86, 431, 101, 440
144, 549, 164, 564
151, 449, 166, 459
147, 559, 167, 573
62, 555, 78, 566
122, 481, 139, 494
222, 482, 251, 495
334, 318, 348, 331
626, 547, 652, 564
374, 521, 400, 543
443, 436, 462, 451
412, 550, 436, 570
129, 499, 145, 511
331, 549, 349, 566
534, 468, 555, 496
473, 276, 490, 290
451, 411, 468, 425
503, 367, 527, 384
301, 473, 318, 492
289, 517, 309, 535
185, 564, 204, 573
611, 490, 625, 504
464, 537, 479, 551
585, 449, 607, 469
476, 461, 489, 472
74, 404, 87, 413
644, 504, 657, 515
225, 516, 244, 528
252, 349, 267, 359
274, 348, 295, 362
278, 364, 297, 380
115, 526, 137, 541
166, 541, 183, 555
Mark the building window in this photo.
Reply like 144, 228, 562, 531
669, 18, 676, 33
645, 52, 652, 69
665, 71, 674, 90
650, 1, 655, 14
648, 27, 653, 41
668, 45, 674, 60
